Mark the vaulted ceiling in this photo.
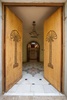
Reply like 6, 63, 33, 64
9, 7, 58, 33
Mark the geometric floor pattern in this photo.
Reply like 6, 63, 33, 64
4, 61, 64, 96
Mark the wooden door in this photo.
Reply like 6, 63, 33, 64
44, 7, 62, 91
30, 48, 37, 60
5, 7, 23, 91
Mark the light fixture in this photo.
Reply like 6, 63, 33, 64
29, 21, 39, 38
31, 42, 36, 44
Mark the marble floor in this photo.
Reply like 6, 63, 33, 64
4, 61, 64, 96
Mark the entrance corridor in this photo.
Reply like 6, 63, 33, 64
4, 61, 63, 96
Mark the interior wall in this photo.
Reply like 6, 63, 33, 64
23, 30, 44, 62
0, 1, 2, 94
64, 1, 67, 97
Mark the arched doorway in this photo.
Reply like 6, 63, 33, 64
27, 41, 40, 62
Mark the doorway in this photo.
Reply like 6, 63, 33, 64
2, 3, 63, 95
27, 41, 40, 62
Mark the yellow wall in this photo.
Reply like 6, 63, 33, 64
23, 30, 44, 62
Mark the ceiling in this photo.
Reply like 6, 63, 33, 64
9, 7, 58, 33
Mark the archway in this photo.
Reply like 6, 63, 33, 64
27, 41, 40, 62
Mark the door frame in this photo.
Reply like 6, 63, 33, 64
2, 2, 64, 93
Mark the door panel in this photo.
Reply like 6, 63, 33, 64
30, 48, 37, 60
44, 8, 62, 91
5, 7, 23, 91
